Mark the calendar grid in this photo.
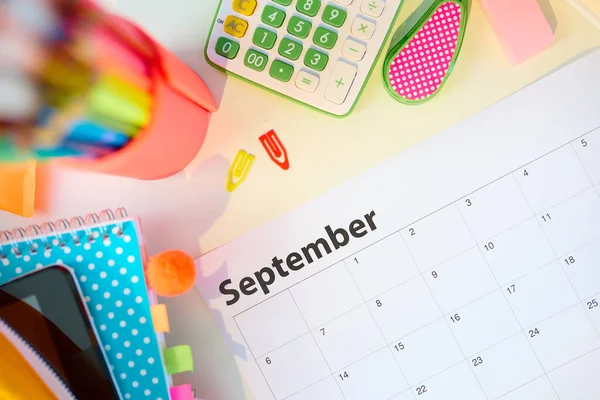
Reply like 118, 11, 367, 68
287, 292, 349, 400
511, 169, 600, 342
454, 200, 562, 399
341, 260, 420, 400
517, 173, 600, 338
232, 316, 279, 399
233, 126, 600, 400
232, 125, 600, 321
397, 221, 491, 400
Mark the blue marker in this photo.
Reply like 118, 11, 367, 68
67, 121, 129, 148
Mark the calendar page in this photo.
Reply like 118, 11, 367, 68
196, 49, 600, 400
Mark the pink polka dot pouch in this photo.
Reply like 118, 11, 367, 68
383, 0, 469, 104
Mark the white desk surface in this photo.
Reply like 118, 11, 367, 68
1, 0, 600, 398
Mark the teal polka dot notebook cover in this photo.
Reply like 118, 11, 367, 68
0, 213, 171, 400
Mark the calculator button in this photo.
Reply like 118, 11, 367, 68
262, 5, 286, 28
215, 37, 240, 59
232, 0, 257, 16
334, 0, 353, 5
253, 27, 277, 50
304, 48, 329, 71
322, 4, 348, 28
278, 38, 304, 60
273, 0, 292, 5
288, 15, 313, 39
313, 26, 338, 49
297, 0, 322, 17
296, 71, 319, 92
224, 15, 249, 38
360, 0, 385, 18
351, 16, 376, 39
244, 49, 269, 71
342, 39, 366, 61
325, 60, 357, 104
270, 60, 295, 82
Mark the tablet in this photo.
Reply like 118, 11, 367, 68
0, 265, 121, 400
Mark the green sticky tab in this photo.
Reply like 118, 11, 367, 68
273, 0, 292, 5
270, 60, 294, 82
287, 16, 312, 39
244, 49, 269, 71
322, 4, 347, 27
261, 5, 286, 28
253, 28, 277, 50
278, 38, 303, 60
296, 0, 321, 16
215, 37, 240, 59
164, 345, 194, 375
313, 26, 337, 49
304, 48, 329, 71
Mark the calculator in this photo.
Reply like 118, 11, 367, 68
205, 0, 404, 116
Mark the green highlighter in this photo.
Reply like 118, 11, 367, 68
383, 0, 470, 104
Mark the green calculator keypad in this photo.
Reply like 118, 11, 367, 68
304, 48, 329, 71
244, 49, 269, 71
262, 5, 286, 28
270, 60, 294, 82
313, 26, 338, 49
322, 5, 347, 27
215, 37, 240, 59
287, 16, 312, 39
253, 28, 277, 50
296, 0, 321, 17
278, 38, 303, 60
208, 0, 393, 115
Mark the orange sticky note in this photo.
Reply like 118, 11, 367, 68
151, 304, 170, 333
0, 160, 36, 217
226, 150, 255, 192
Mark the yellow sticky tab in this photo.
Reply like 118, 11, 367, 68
232, 0, 257, 16
223, 15, 249, 38
151, 304, 170, 333
227, 150, 255, 192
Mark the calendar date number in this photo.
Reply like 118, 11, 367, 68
472, 356, 484, 367
529, 328, 540, 338
394, 342, 405, 352
588, 299, 598, 310
416, 385, 427, 395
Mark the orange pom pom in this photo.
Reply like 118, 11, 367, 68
146, 250, 196, 297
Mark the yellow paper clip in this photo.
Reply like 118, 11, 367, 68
226, 150, 255, 192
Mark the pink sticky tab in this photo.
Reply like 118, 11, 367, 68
478, 0, 554, 65
170, 384, 194, 400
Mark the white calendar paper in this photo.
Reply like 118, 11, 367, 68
196, 49, 600, 400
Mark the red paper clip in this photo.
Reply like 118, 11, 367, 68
259, 130, 289, 170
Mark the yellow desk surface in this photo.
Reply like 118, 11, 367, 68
189, 0, 600, 255
0, 0, 598, 257
0, 1, 599, 398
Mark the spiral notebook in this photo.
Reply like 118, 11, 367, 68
0, 211, 172, 400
